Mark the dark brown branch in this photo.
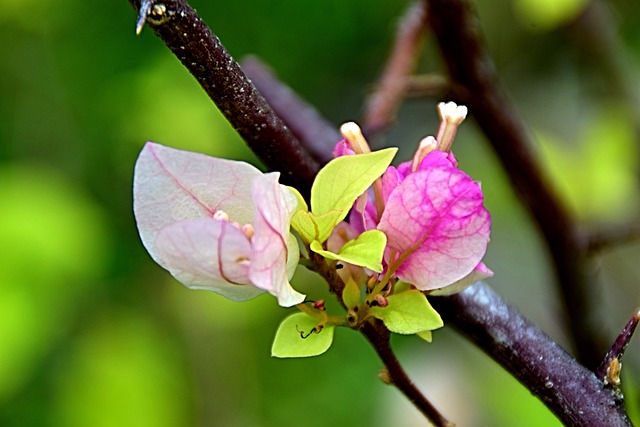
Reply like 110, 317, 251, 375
130, 0, 319, 197
596, 309, 640, 382
431, 283, 632, 427
240, 56, 339, 165
362, 0, 428, 134
425, 0, 605, 368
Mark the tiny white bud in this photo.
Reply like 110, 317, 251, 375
241, 223, 254, 239
213, 210, 230, 222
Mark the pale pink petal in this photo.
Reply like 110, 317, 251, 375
248, 173, 304, 307
154, 217, 264, 301
427, 262, 493, 296
378, 165, 491, 290
134, 142, 261, 265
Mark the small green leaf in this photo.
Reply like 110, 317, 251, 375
309, 230, 386, 272
370, 290, 443, 335
287, 185, 309, 213
342, 278, 361, 310
416, 329, 433, 342
311, 148, 397, 219
291, 210, 342, 244
271, 312, 335, 358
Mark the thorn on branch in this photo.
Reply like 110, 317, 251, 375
596, 308, 640, 386
135, 0, 152, 34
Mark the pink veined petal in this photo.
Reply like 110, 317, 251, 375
154, 217, 264, 302
416, 150, 456, 171
248, 173, 304, 307
133, 142, 262, 265
378, 165, 491, 290
381, 166, 403, 205
427, 262, 493, 296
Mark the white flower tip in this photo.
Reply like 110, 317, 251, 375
340, 121, 362, 139
418, 136, 438, 151
411, 136, 438, 172
438, 101, 468, 125
339, 121, 371, 154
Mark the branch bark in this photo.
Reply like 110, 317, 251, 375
431, 283, 631, 427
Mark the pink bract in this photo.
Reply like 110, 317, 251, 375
377, 152, 491, 291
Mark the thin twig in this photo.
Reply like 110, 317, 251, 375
129, 0, 319, 197
308, 252, 452, 426
425, 0, 606, 368
361, 322, 453, 427
362, 0, 429, 135
431, 283, 632, 427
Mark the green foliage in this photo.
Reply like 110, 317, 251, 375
513, 0, 587, 30
272, 313, 335, 358
538, 107, 639, 221
342, 279, 362, 310
370, 291, 443, 335
291, 149, 396, 243
0, 165, 110, 402
310, 230, 387, 272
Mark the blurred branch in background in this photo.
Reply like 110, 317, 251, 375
361, 0, 428, 135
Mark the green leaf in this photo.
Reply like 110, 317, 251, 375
287, 185, 309, 213
370, 290, 443, 335
291, 210, 342, 244
342, 279, 361, 310
271, 312, 335, 358
309, 230, 386, 272
416, 329, 433, 342
311, 148, 397, 219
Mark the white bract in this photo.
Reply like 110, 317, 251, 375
133, 142, 303, 307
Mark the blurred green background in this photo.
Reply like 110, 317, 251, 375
1, 0, 639, 425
